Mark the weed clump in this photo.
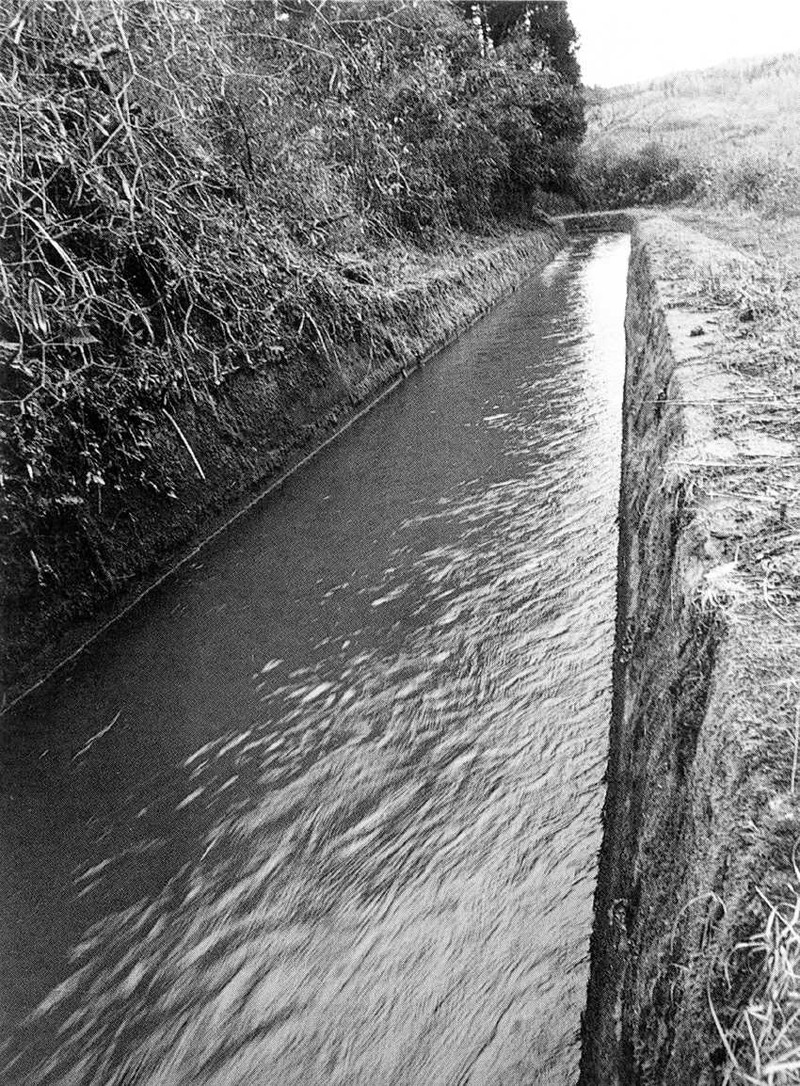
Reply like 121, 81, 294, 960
719, 881, 800, 1084
576, 141, 703, 209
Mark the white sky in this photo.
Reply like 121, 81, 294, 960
568, 0, 800, 87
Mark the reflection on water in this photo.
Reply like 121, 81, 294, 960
0, 234, 630, 1085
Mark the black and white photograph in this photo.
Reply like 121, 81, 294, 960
1, 2, 799, 1083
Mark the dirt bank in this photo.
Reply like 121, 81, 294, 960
578, 212, 800, 1083
2, 225, 564, 707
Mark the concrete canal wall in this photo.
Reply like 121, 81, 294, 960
577, 213, 800, 1084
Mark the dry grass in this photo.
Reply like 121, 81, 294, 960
720, 877, 800, 1085
586, 53, 800, 166
693, 256, 800, 390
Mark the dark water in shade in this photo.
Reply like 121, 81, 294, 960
0, 234, 630, 1086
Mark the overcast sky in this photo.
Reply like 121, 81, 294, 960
568, 0, 800, 87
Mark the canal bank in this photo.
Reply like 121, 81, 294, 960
2, 223, 564, 707
575, 211, 800, 1084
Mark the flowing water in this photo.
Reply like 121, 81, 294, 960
0, 233, 630, 1086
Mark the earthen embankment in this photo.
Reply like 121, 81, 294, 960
578, 213, 800, 1084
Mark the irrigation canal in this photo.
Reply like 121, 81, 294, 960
1, 233, 630, 1085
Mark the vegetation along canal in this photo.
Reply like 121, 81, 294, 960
0, 233, 630, 1086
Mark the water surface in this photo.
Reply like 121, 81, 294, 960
0, 233, 630, 1085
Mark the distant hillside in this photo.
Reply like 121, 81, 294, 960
584, 52, 800, 162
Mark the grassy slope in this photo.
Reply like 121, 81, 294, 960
584, 52, 800, 160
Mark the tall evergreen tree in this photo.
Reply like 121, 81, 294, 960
525, 2, 581, 86
460, 2, 582, 86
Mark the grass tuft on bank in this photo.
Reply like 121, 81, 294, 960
722, 879, 800, 1085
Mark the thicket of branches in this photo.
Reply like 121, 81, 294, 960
0, 0, 585, 552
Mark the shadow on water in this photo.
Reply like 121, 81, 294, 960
0, 234, 630, 1086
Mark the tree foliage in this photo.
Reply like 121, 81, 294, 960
461, 1, 582, 86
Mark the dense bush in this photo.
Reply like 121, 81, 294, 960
576, 138, 800, 216
0, 0, 584, 545
575, 141, 704, 209
715, 153, 800, 213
